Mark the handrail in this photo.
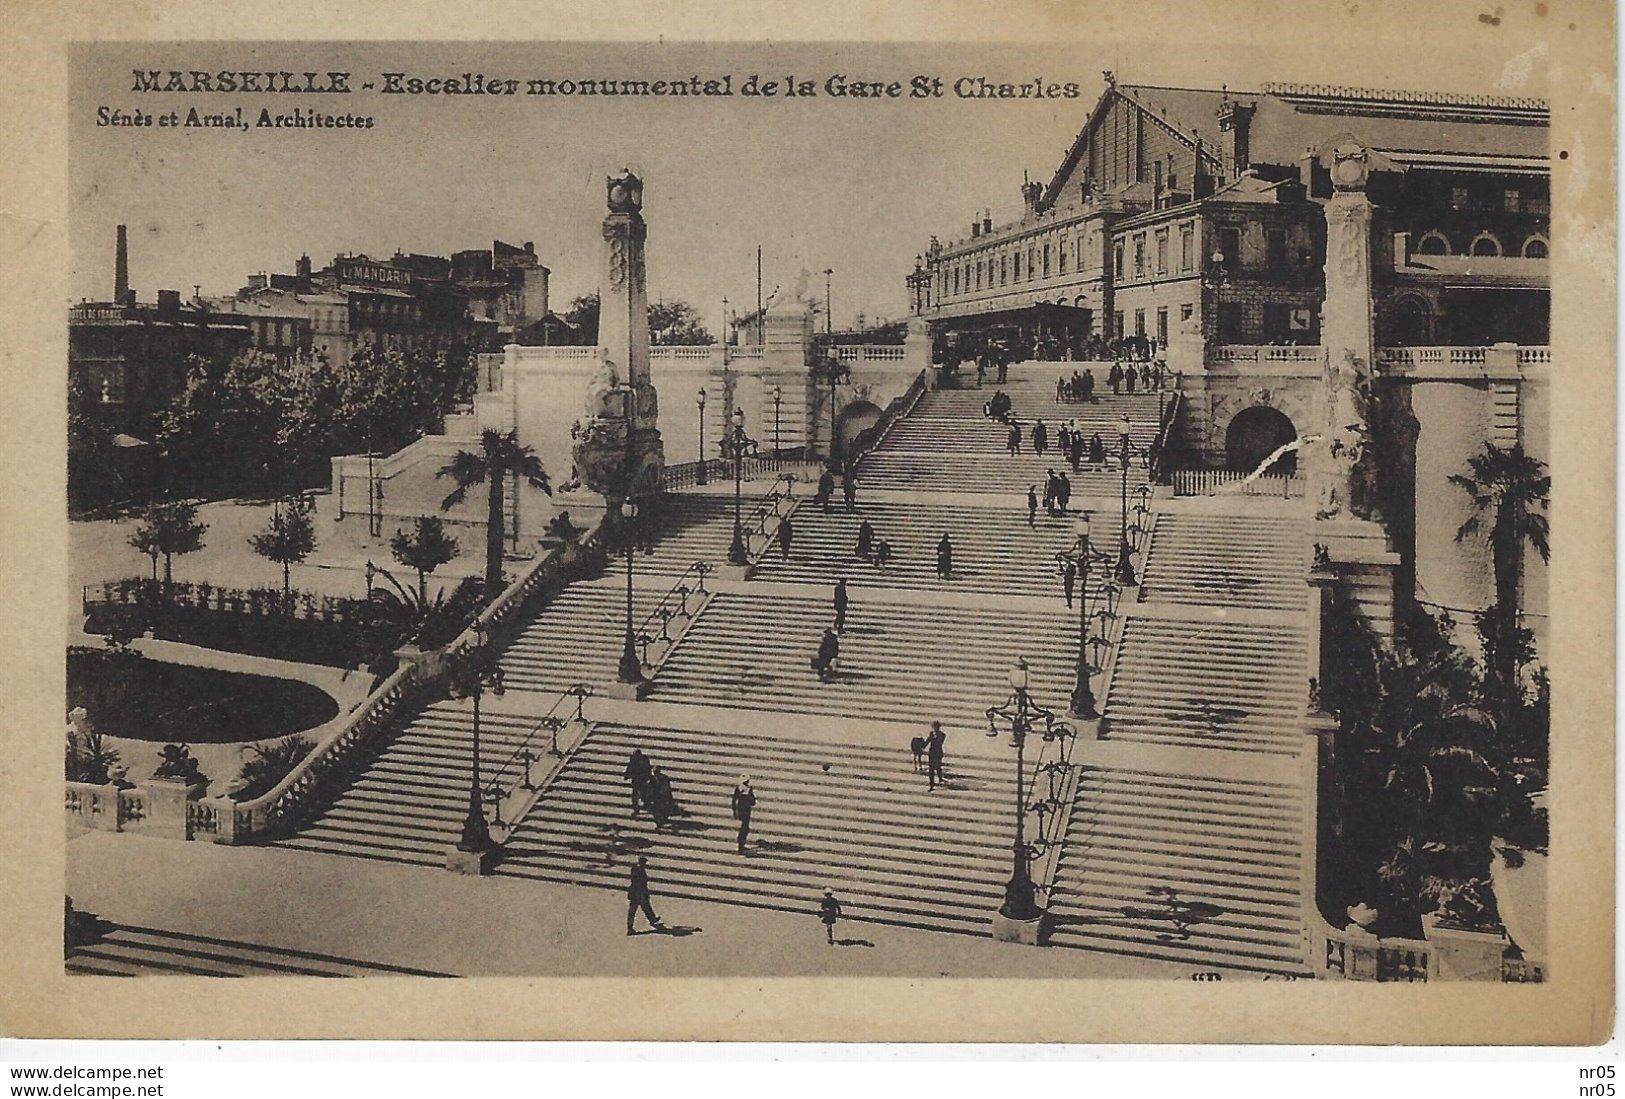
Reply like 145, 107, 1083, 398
1148, 389, 1183, 485
482, 682, 593, 805
848, 367, 929, 471
740, 473, 800, 558
633, 561, 713, 670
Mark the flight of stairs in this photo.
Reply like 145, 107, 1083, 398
751, 498, 1125, 599
858, 386, 1166, 496
1138, 511, 1309, 611
651, 590, 1076, 728
1045, 765, 1310, 975
274, 700, 539, 866
637, 491, 771, 575
67, 924, 453, 976
1103, 616, 1310, 757
498, 721, 1030, 935
501, 583, 669, 694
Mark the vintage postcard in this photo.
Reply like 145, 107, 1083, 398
1, 0, 1614, 1043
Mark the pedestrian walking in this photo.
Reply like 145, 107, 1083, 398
1033, 418, 1048, 455
819, 889, 843, 945
833, 577, 849, 633
1069, 430, 1084, 472
1026, 485, 1038, 528
1140, 363, 1152, 391
926, 721, 947, 790
856, 518, 874, 561
842, 473, 857, 513
1089, 432, 1105, 465
936, 534, 953, 580
874, 537, 893, 571
996, 349, 1009, 384
817, 469, 836, 514
623, 747, 652, 818
1058, 471, 1072, 514
626, 856, 663, 935
1043, 469, 1058, 516
777, 514, 793, 560
730, 776, 756, 853
648, 765, 677, 833
1125, 367, 1137, 395
1057, 422, 1072, 458
812, 626, 841, 681
1006, 422, 1022, 456
1108, 361, 1123, 395
1061, 556, 1077, 608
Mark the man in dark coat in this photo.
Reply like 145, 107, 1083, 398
1082, 368, 1095, 400
1006, 422, 1022, 456
623, 748, 652, 818
813, 627, 841, 681
936, 534, 953, 580
874, 538, 893, 571
730, 776, 757, 853
819, 889, 843, 945
648, 766, 677, 832
1061, 556, 1077, 609
627, 856, 663, 935
1069, 429, 1084, 472
1057, 471, 1072, 514
833, 578, 850, 633
842, 473, 857, 513
1108, 361, 1123, 395
1032, 419, 1048, 455
1089, 432, 1105, 465
855, 519, 875, 561
1125, 367, 1137, 395
777, 514, 793, 560
925, 721, 947, 790
1026, 486, 1038, 529
817, 469, 836, 514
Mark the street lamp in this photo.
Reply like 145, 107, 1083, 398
448, 621, 506, 857
616, 497, 645, 687
819, 350, 850, 467
1115, 413, 1150, 586
985, 658, 1067, 924
719, 407, 759, 566
823, 268, 833, 335
771, 384, 783, 467
1055, 512, 1114, 719
696, 387, 708, 485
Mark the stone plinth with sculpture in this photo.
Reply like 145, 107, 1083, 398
572, 170, 665, 505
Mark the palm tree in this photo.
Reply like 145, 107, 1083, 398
1450, 443, 1550, 692
437, 429, 550, 594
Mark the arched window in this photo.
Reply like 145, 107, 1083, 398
1415, 231, 1450, 256
1470, 233, 1502, 257
1523, 235, 1549, 259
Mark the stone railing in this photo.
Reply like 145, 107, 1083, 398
66, 778, 206, 840
1314, 917, 1432, 981
1376, 344, 1549, 372
1172, 468, 1306, 498
1209, 345, 1324, 367
847, 368, 929, 470
663, 453, 823, 492
832, 344, 907, 364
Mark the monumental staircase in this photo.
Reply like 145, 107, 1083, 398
267, 364, 1320, 976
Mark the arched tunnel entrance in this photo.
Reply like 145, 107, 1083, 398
1225, 406, 1299, 475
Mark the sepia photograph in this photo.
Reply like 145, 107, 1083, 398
2, 2, 1613, 1046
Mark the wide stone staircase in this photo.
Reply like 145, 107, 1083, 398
1046, 764, 1310, 974
650, 590, 1074, 728
274, 700, 539, 866
858, 385, 1166, 496
751, 497, 1124, 599
497, 720, 1028, 934
67, 924, 453, 976
501, 583, 668, 694
1138, 511, 1309, 612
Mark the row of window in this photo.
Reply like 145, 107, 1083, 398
1413, 230, 1548, 259
944, 225, 1105, 298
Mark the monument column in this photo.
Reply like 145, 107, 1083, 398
1308, 138, 1400, 639
572, 171, 666, 506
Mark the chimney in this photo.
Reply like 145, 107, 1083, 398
156, 288, 181, 313
971, 216, 981, 239
113, 224, 129, 304
1218, 97, 1255, 179
296, 253, 312, 279
982, 210, 993, 234
524, 241, 535, 255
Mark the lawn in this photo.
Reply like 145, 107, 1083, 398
68, 648, 339, 744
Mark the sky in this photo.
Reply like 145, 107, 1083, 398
70, 39, 1548, 332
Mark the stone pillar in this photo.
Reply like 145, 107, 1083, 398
572, 171, 666, 503
1308, 138, 1399, 639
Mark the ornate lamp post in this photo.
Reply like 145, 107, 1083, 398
696, 387, 708, 485
771, 384, 783, 467
1055, 512, 1115, 719
447, 621, 506, 862
818, 350, 850, 466
985, 658, 1063, 925
823, 268, 833, 335
616, 496, 644, 688
720, 407, 759, 566
1115, 413, 1150, 586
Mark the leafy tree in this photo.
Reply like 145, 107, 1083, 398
1450, 442, 1550, 694
438, 429, 550, 593
390, 516, 461, 605
249, 499, 317, 599
128, 502, 208, 586
561, 292, 715, 345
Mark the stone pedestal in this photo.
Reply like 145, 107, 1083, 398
444, 844, 498, 875
1423, 914, 1508, 980
1314, 515, 1400, 641
992, 910, 1045, 945
127, 779, 200, 840
601, 678, 652, 701
715, 562, 754, 582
